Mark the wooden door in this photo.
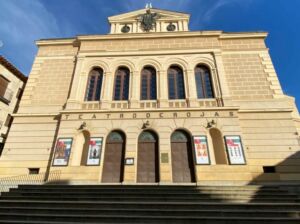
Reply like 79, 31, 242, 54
102, 132, 125, 183
171, 131, 195, 183
137, 141, 159, 183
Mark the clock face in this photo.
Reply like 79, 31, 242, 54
121, 25, 130, 33
167, 23, 176, 31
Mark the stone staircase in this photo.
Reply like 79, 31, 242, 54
0, 184, 299, 223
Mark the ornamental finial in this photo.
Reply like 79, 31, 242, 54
145, 3, 152, 9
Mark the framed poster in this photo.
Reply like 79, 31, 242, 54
193, 136, 210, 165
53, 138, 73, 166
224, 136, 246, 165
86, 137, 103, 166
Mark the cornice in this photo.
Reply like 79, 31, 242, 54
0, 55, 27, 82
36, 38, 76, 46
35, 31, 268, 46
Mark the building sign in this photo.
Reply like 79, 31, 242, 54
125, 158, 134, 165
161, 153, 169, 163
53, 138, 72, 166
224, 136, 246, 165
193, 136, 210, 165
63, 111, 236, 121
87, 137, 103, 166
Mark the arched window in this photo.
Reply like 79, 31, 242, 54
195, 65, 214, 99
85, 68, 103, 101
168, 66, 185, 100
141, 66, 157, 100
113, 67, 130, 101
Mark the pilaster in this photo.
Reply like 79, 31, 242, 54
213, 52, 233, 106
186, 69, 198, 107
66, 56, 84, 110
158, 70, 169, 108
101, 71, 112, 109
129, 70, 140, 108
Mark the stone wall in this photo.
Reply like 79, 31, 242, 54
222, 53, 274, 100
0, 116, 57, 178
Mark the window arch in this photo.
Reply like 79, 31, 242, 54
113, 67, 130, 101
141, 66, 157, 100
85, 68, 103, 101
195, 65, 214, 99
168, 66, 185, 100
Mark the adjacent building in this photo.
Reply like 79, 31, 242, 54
0, 7, 299, 184
0, 56, 27, 154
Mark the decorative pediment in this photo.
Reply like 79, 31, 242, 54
108, 8, 190, 34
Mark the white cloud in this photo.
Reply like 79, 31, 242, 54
202, 0, 254, 22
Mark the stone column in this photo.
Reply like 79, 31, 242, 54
66, 56, 85, 110
158, 70, 169, 108
213, 51, 233, 106
178, 20, 183, 31
186, 69, 198, 107
130, 70, 140, 108
101, 71, 112, 109
132, 23, 137, 33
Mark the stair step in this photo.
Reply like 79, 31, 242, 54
0, 207, 298, 218
1, 200, 299, 210
4, 191, 297, 198
0, 194, 300, 203
0, 213, 299, 223
18, 185, 282, 190
9, 188, 290, 194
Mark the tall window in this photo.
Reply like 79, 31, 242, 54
85, 68, 103, 101
0, 75, 9, 98
141, 66, 157, 100
168, 66, 185, 100
113, 67, 130, 101
195, 65, 214, 99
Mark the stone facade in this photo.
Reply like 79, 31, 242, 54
0, 56, 27, 154
0, 8, 299, 184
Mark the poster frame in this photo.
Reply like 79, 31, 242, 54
224, 135, 247, 165
86, 137, 103, 166
192, 135, 211, 165
52, 137, 73, 167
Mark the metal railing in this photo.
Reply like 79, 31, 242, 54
0, 170, 61, 194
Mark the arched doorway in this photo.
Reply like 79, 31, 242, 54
102, 131, 126, 183
171, 130, 196, 183
209, 128, 228, 164
137, 130, 159, 183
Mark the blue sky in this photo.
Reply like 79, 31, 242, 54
0, 0, 299, 109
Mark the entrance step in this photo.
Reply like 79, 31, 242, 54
0, 184, 299, 223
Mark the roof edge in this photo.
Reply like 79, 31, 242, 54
0, 56, 27, 82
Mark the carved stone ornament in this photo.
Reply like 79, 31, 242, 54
121, 24, 130, 33
138, 9, 160, 32
167, 23, 176, 31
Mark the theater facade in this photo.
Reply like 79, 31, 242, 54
1, 7, 300, 184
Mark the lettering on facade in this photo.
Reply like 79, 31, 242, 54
63, 111, 237, 121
